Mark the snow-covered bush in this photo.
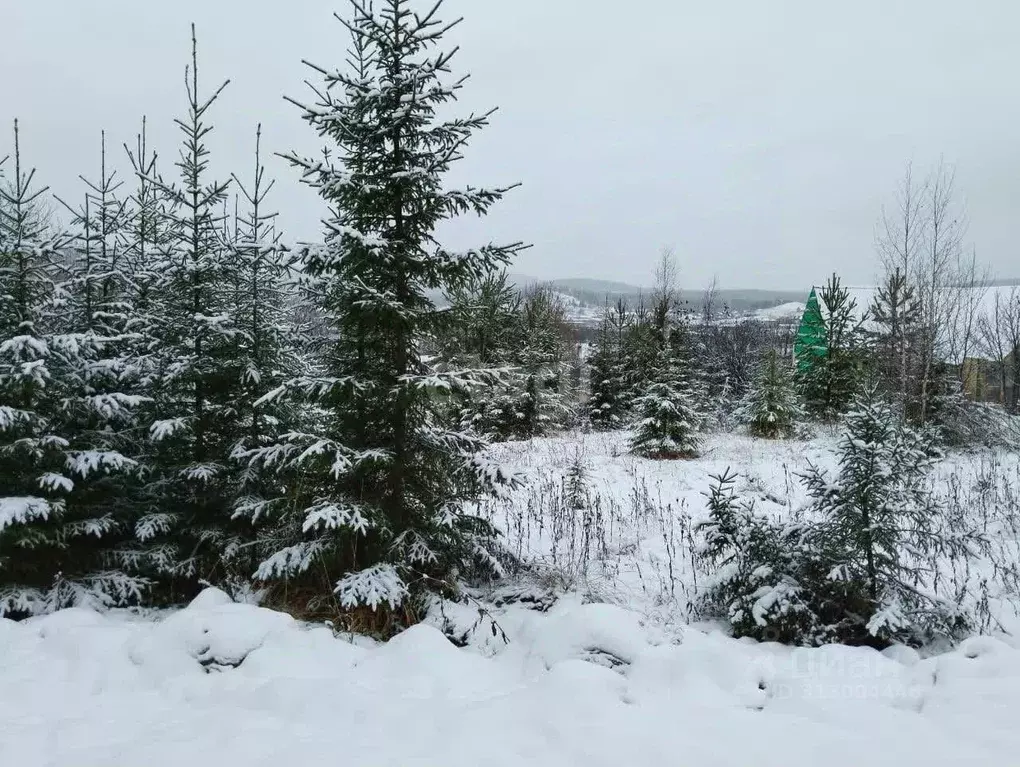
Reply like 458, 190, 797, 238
459, 368, 570, 443
695, 470, 859, 645
802, 391, 979, 644
698, 391, 986, 647
929, 385, 1020, 449
630, 347, 702, 459
737, 349, 802, 439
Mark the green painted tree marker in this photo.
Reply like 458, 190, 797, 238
795, 287, 826, 374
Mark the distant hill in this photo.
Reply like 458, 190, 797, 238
507, 274, 645, 295
509, 273, 806, 313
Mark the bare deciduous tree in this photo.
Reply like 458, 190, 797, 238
876, 161, 928, 280
702, 274, 720, 323
653, 246, 679, 311
944, 248, 989, 382
915, 160, 966, 423
876, 159, 987, 425
649, 246, 681, 352
980, 287, 1020, 412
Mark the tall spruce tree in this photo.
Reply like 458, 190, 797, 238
242, 0, 523, 618
227, 127, 306, 582
141, 28, 241, 594
121, 117, 173, 335
45, 132, 150, 610
0, 122, 93, 615
228, 125, 302, 455
117, 120, 184, 578
869, 267, 923, 420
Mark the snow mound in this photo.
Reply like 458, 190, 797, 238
3, 589, 1020, 766
518, 600, 659, 670
626, 628, 769, 710
126, 587, 297, 678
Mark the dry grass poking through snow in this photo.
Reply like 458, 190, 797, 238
474, 428, 1020, 637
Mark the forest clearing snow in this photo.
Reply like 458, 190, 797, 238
3, 430, 1020, 766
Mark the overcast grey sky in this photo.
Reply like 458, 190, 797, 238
3, 0, 1018, 290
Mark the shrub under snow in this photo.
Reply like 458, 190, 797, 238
697, 391, 987, 647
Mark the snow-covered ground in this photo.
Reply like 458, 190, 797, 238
4, 431, 1020, 766
478, 430, 1020, 633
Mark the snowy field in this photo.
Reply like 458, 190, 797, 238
4, 431, 1020, 766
